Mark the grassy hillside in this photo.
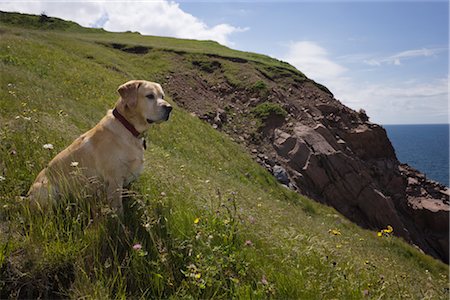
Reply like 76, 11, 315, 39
0, 12, 448, 299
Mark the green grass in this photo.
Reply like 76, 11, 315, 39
249, 80, 269, 99
0, 11, 99, 32
0, 11, 301, 75
0, 13, 449, 299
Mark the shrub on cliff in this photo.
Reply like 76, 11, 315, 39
252, 102, 287, 121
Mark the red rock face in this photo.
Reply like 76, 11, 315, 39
397, 165, 449, 262
165, 59, 449, 263
273, 126, 412, 240
272, 124, 448, 262
339, 124, 396, 160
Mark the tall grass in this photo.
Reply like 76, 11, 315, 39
0, 17, 448, 298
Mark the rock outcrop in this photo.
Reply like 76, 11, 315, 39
166, 56, 449, 263
272, 124, 448, 262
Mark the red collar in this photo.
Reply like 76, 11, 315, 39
112, 108, 141, 138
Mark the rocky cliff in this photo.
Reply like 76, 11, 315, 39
163, 54, 449, 263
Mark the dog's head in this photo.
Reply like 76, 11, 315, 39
116, 80, 172, 131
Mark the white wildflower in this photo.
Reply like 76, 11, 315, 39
70, 161, 79, 167
43, 143, 54, 150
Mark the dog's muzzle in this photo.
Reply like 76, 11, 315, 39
146, 106, 172, 124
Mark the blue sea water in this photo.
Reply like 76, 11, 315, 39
384, 124, 449, 187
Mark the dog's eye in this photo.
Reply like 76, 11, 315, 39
146, 94, 155, 100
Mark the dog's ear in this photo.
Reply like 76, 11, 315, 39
117, 81, 141, 108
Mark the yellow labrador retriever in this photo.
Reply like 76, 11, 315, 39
28, 80, 172, 214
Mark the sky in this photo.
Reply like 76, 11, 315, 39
0, 1, 448, 124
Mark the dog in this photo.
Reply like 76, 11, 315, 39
27, 80, 172, 214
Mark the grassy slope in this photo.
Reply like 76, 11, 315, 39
0, 14, 448, 299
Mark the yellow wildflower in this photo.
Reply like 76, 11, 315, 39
194, 217, 200, 224
195, 273, 201, 279
378, 225, 394, 236
385, 225, 393, 233
329, 229, 341, 236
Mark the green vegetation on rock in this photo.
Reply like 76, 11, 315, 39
252, 102, 288, 121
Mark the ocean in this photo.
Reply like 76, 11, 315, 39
384, 124, 449, 187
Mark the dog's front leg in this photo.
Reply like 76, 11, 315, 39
106, 180, 123, 215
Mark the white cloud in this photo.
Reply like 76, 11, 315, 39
324, 76, 448, 124
282, 41, 448, 124
364, 47, 446, 66
369, 79, 448, 99
101, 1, 247, 46
0, 1, 246, 46
283, 41, 347, 82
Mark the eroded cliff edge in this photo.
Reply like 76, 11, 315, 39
162, 54, 449, 263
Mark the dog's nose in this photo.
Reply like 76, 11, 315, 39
164, 105, 172, 121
